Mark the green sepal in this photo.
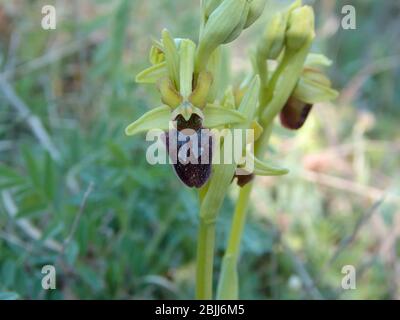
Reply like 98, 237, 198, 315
125, 105, 171, 136
136, 62, 167, 84
179, 39, 196, 98
203, 105, 247, 128
253, 155, 289, 176
162, 29, 180, 90
294, 76, 338, 104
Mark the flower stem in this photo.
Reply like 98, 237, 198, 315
196, 217, 216, 299
226, 183, 253, 257
216, 182, 253, 299
216, 38, 312, 299
196, 162, 237, 299
216, 125, 271, 300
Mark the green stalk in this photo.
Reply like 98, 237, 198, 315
196, 217, 216, 299
216, 127, 271, 300
226, 184, 253, 255
216, 182, 252, 299
196, 77, 260, 300
261, 41, 312, 126
196, 162, 237, 299
216, 39, 312, 299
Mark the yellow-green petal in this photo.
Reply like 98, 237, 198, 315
125, 106, 171, 136
179, 39, 196, 98
162, 29, 180, 90
136, 62, 167, 84
253, 155, 289, 176
294, 77, 338, 104
203, 105, 247, 128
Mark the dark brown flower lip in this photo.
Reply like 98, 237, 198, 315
174, 114, 203, 131
164, 113, 213, 188
280, 96, 313, 130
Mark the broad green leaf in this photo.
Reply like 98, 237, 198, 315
125, 106, 171, 136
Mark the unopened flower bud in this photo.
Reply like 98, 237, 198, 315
285, 6, 315, 51
203, 0, 223, 21
258, 12, 286, 60
244, 0, 267, 29
196, 0, 249, 71
201, 0, 248, 45
222, 4, 250, 44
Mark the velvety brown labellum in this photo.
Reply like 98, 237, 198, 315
164, 114, 213, 188
280, 97, 313, 130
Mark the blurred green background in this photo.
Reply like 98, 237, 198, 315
0, 0, 399, 300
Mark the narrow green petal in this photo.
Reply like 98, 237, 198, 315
125, 106, 171, 136
189, 71, 213, 108
157, 77, 183, 108
203, 105, 246, 128
252, 155, 289, 176
136, 62, 167, 84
